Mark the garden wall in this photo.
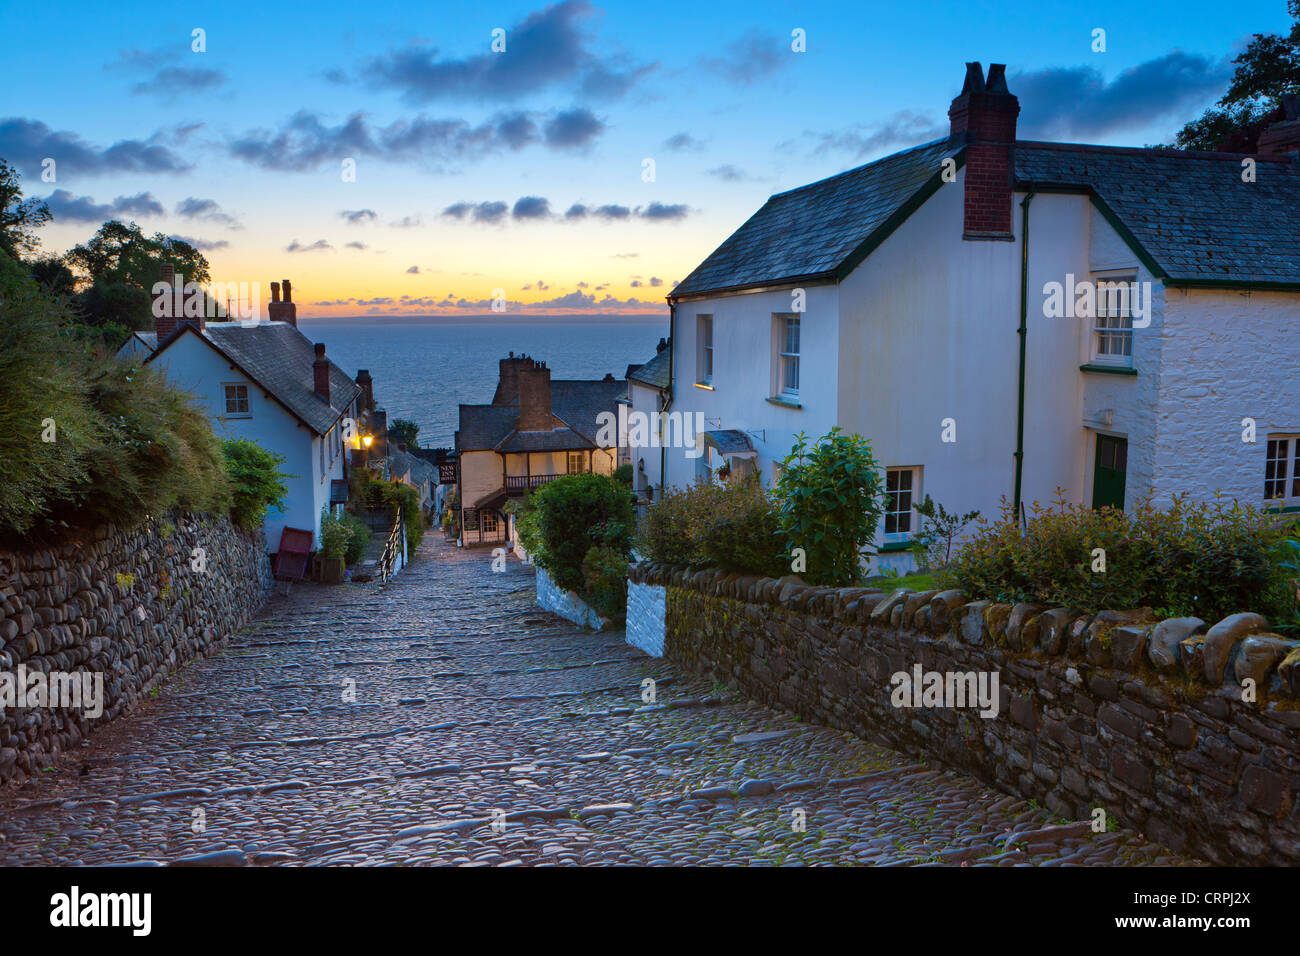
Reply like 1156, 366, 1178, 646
627, 562, 1300, 865
0, 513, 272, 784
535, 566, 607, 631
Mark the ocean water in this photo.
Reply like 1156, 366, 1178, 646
299, 315, 669, 449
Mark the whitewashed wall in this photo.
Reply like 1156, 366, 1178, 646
625, 579, 666, 656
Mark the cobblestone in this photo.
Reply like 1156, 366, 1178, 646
0, 536, 1205, 866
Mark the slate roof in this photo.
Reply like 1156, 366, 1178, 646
456, 379, 625, 453
671, 136, 1300, 299
148, 321, 361, 436
628, 348, 671, 390
1015, 142, 1300, 284
704, 429, 756, 456
671, 138, 958, 297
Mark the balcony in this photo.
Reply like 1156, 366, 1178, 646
505, 473, 565, 492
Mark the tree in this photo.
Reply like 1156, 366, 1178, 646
28, 257, 76, 296
1175, 1, 1300, 151
66, 222, 211, 332
389, 418, 421, 449
0, 160, 51, 259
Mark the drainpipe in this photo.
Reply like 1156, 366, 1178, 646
661, 301, 675, 492
1013, 189, 1035, 522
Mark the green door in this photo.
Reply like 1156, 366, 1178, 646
1092, 435, 1128, 511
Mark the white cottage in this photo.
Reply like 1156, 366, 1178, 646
661, 62, 1300, 571
127, 274, 365, 556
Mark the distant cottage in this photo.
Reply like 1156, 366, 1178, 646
121, 270, 371, 555
658, 63, 1300, 571
455, 354, 625, 546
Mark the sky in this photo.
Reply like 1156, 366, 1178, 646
1, 0, 1290, 317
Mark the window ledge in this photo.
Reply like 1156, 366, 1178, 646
1080, 363, 1137, 376
766, 395, 802, 409
877, 540, 914, 553
693, 382, 714, 390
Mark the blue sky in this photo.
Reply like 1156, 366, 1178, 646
1, 0, 1289, 314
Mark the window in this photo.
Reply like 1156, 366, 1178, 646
1091, 276, 1136, 366
567, 452, 589, 474
696, 315, 713, 385
884, 467, 918, 536
223, 383, 250, 416
481, 511, 500, 533
776, 315, 800, 396
1266, 436, 1300, 502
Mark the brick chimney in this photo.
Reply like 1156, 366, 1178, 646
949, 62, 1020, 240
313, 342, 331, 404
517, 362, 553, 431
1259, 95, 1300, 160
268, 277, 298, 327
493, 351, 535, 405
355, 369, 374, 415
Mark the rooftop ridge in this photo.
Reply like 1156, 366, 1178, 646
768, 136, 954, 200
1015, 139, 1294, 163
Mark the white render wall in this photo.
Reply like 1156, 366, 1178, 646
1152, 288, 1300, 508
625, 580, 666, 656
666, 284, 840, 490
148, 332, 326, 551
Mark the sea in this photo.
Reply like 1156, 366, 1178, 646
299, 314, 669, 450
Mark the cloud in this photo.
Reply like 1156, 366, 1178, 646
175, 196, 240, 228
442, 200, 508, 223
806, 110, 946, 159
512, 195, 552, 220
229, 108, 603, 171
611, 252, 638, 258
406, 265, 421, 273
345, 241, 368, 249
286, 239, 333, 252
542, 108, 603, 149
637, 201, 688, 221
0, 118, 192, 177
390, 215, 422, 228
630, 279, 642, 287
340, 208, 378, 224
1012, 51, 1231, 139
706, 164, 751, 182
663, 132, 705, 152
360, 0, 652, 104
649, 276, 663, 287
131, 66, 227, 99
594, 204, 630, 220
167, 233, 229, 252
40, 189, 164, 223
701, 30, 787, 86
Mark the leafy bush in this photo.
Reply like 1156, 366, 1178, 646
613, 463, 633, 487
635, 477, 789, 578
319, 509, 350, 560
343, 512, 371, 565
582, 545, 629, 619
223, 438, 292, 530
774, 427, 885, 586
517, 472, 632, 591
350, 470, 425, 555
909, 494, 981, 575
951, 491, 1296, 620
699, 478, 788, 578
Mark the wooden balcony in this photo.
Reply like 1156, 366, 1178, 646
505, 473, 565, 492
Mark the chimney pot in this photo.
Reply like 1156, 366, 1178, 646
271, 281, 281, 303
282, 279, 292, 302
268, 277, 298, 327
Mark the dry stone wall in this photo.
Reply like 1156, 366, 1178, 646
628, 562, 1300, 865
0, 513, 271, 784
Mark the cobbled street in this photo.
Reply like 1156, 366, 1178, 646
0, 538, 1204, 867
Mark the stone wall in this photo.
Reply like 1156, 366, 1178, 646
0, 513, 272, 784
535, 566, 606, 631
628, 562, 1300, 865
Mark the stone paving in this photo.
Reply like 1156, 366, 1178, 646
0, 535, 1205, 866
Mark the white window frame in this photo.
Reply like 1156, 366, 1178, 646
773, 314, 800, 398
567, 451, 588, 474
223, 383, 251, 417
883, 466, 920, 541
1090, 273, 1137, 367
1265, 434, 1300, 506
696, 315, 713, 386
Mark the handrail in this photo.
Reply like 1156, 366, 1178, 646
379, 505, 404, 585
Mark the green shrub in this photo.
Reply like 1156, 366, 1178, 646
223, 438, 292, 530
634, 480, 717, 566
582, 545, 629, 619
699, 478, 788, 578
909, 494, 981, 575
319, 510, 349, 560
951, 491, 1295, 620
613, 463, 634, 487
518, 472, 633, 591
774, 427, 885, 586
343, 512, 371, 565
